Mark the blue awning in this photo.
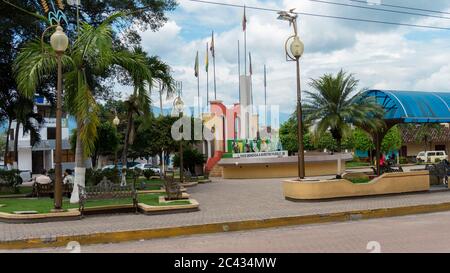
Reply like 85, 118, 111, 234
360, 90, 450, 123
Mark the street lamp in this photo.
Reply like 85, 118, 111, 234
278, 10, 306, 180
50, 25, 69, 211
174, 95, 184, 183
112, 110, 120, 166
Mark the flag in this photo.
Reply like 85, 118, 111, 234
205, 42, 209, 72
194, 51, 199, 78
249, 52, 252, 76
210, 31, 215, 58
242, 6, 247, 31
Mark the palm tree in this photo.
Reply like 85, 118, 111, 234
120, 51, 174, 173
14, 13, 152, 191
303, 69, 384, 152
12, 95, 44, 167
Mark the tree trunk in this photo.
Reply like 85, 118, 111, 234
3, 119, 11, 166
121, 110, 134, 167
13, 121, 20, 169
336, 137, 342, 153
70, 122, 86, 204
120, 109, 134, 187
160, 89, 163, 117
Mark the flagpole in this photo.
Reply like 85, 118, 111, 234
244, 5, 247, 76
249, 52, 253, 107
238, 40, 241, 106
212, 32, 217, 101
264, 64, 267, 127
206, 42, 209, 112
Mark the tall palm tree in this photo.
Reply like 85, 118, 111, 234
303, 69, 384, 152
14, 13, 152, 192
120, 51, 174, 173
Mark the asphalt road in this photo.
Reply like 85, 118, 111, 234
4, 210, 450, 253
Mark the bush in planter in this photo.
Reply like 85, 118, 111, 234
143, 169, 155, 180
0, 169, 23, 193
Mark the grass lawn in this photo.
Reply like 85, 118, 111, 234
0, 193, 190, 214
346, 161, 371, 168
0, 187, 33, 196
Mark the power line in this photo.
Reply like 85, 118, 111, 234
307, 0, 450, 20
350, 0, 450, 16
186, 0, 450, 31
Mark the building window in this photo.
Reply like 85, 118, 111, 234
63, 150, 75, 163
47, 128, 56, 140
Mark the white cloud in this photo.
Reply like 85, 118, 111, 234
117, 0, 450, 117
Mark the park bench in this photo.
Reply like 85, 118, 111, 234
32, 182, 73, 198
426, 161, 450, 185
164, 171, 183, 200
78, 177, 138, 215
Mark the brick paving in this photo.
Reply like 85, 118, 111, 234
6, 211, 450, 253
1, 177, 450, 243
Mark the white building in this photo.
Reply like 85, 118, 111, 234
6, 96, 75, 174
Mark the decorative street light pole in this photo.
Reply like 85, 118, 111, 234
174, 91, 185, 183
113, 110, 120, 166
278, 10, 305, 180
50, 25, 69, 211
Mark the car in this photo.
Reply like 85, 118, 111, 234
130, 163, 161, 174
101, 164, 122, 171
416, 151, 448, 163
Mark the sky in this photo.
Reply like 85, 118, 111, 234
120, 0, 450, 121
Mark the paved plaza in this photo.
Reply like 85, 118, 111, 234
1, 173, 450, 244
5, 211, 450, 253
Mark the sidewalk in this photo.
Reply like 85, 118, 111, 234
1, 177, 450, 246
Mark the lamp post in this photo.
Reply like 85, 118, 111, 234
278, 10, 305, 180
113, 111, 120, 166
174, 95, 184, 183
50, 25, 69, 211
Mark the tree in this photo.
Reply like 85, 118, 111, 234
303, 69, 384, 152
0, 133, 5, 161
71, 122, 120, 168
173, 146, 206, 174
121, 50, 174, 170
280, 116, 313, 154
14, 14, 153, 194
411, 124, 442, 151
381, 125, 402, 153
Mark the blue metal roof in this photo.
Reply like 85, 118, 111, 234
361, 90, 450, 123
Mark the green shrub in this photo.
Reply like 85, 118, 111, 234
143, 169, 155, 180
0, 169, 23, 193
85, 168, 120, 186
399, 157, 408, 164
435, 158, 442, 164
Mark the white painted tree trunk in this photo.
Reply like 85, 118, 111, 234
70, 126, 86, 204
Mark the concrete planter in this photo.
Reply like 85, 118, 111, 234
283, 171, 431, 201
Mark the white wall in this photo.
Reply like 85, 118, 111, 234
18, 150, 32, 171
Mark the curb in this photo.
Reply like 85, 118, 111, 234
2, 201, 450, 250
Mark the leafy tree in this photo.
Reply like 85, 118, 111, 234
121, 50, 174, 169
353, 128, 374, 152
14, 14, 153, 189
315, 131, 337, 152
279, 116, 313, 154
303, 69, 384, 152
173, 146, 206, 174
381, 125, 402, 153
